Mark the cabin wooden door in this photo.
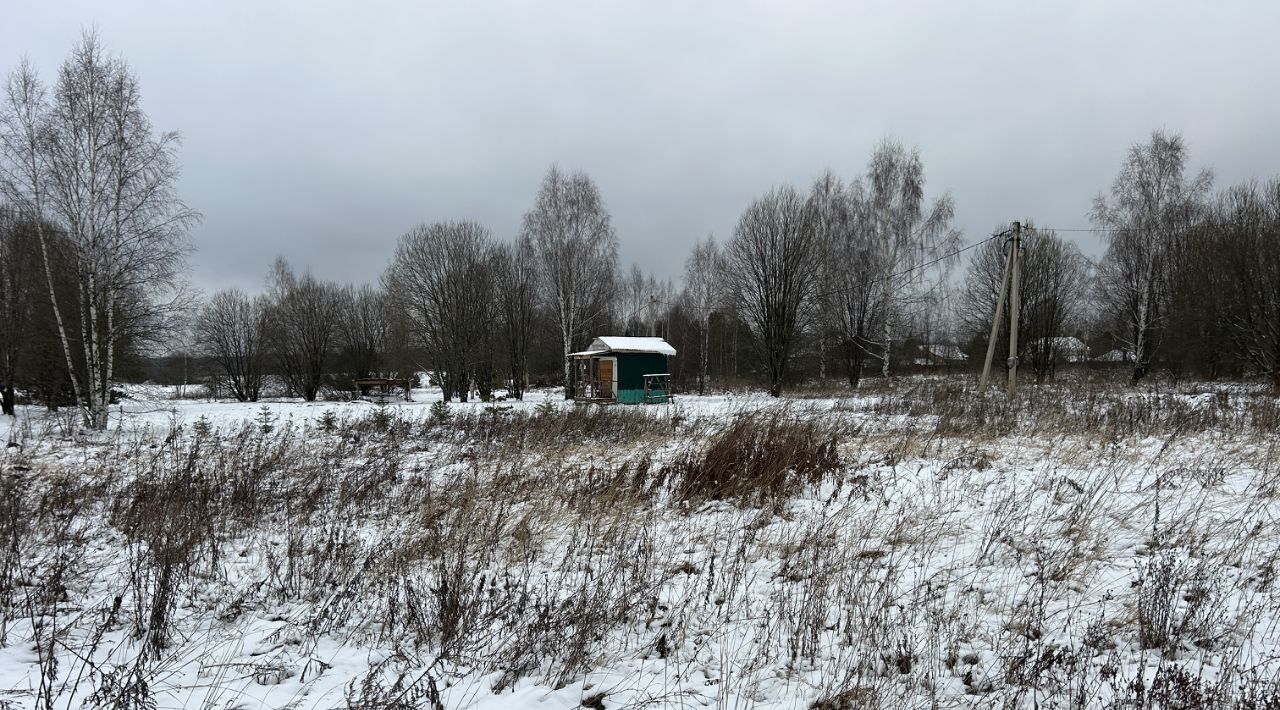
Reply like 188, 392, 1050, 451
598, 358, 615, 398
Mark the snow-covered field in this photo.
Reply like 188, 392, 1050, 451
3, 380, 1280, 709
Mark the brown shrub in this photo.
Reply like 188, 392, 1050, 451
666, 409, 840, 508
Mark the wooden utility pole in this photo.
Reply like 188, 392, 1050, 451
1007, 221, 1022, 396
979, 237, 1014, 392
648, 294, 657, 337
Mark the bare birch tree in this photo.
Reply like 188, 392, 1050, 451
652, 276, 677, 341
1093, 130, 1212, 384
520, 166, 618, 397
0, 34, 197, 429
195, 289, 266, 401
863, 140, 960, 378
681, 234, 721, 394
725, 185, 820, 397
619, 263, 653, 335
1, 60, 84, 418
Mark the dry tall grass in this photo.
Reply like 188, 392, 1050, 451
4, 381, 1280, 708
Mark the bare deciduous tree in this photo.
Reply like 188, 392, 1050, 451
0, 64, 61, 414
809, 172, 883, 388
384, 221, 495, 402
1020, 232, 1092, 381
1093, 130, 1212, 384
863, 140, 960, 378
493, 237, 538, 400
681, 234, 722, 394
195, 289, 266, 402
1203, 180, 1280, 391
0, 33, 198, 429
334, 284, 389, 388
520, 166, 618, 397
619, 263, 653, 335
0, 206, 32, 415
1163, 215, 1231, 379
725, 185, 821, 397
264, 258, 343, 401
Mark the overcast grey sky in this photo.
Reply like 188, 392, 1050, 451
5, 1, 1279, 294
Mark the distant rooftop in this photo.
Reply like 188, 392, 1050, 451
570, 336, 677, 357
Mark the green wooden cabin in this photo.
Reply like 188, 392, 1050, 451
569, 336, 676, 404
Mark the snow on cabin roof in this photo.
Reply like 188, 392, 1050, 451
569, 336, 677, 357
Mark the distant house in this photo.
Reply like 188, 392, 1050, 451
1095, 348, 1136, 364
352, 377, 413, 403
569, 336, 676, 404
923, 344, 968, 365
910, 343, 968, 367
1030, 337, 1089, 363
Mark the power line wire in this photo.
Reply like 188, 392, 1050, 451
600, 223, 1128, 328
1029, 226, 1134, 233
651, 229, 1012, 314
818, 229, 1009, 300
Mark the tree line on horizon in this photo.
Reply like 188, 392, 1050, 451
4, 35, 1280, 428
